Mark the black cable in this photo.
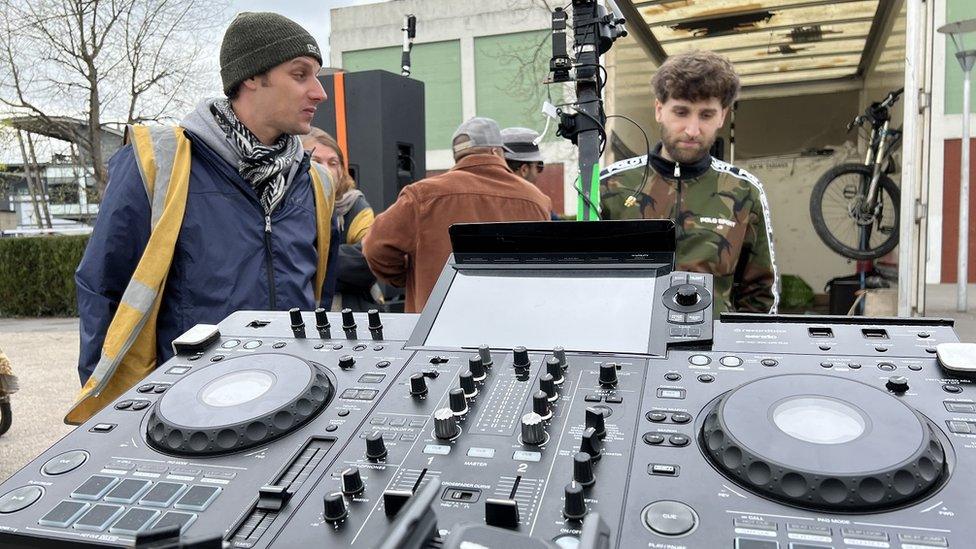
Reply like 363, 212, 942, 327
605, 114, 652, 207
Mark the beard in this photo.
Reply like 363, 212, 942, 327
660, 125, 713, 164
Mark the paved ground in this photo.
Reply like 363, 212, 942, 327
0, 285, 973, 483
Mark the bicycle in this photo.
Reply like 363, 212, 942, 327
809, 87, 904, 260
0, 349, 17, 437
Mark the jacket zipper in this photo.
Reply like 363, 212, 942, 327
264, 214, 277, 309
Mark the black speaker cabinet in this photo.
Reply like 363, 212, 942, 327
313, 70, 426, 212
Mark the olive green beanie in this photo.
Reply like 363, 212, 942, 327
220, 12, 323, 96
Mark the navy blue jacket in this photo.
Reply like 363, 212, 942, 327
76, 131, 334, 384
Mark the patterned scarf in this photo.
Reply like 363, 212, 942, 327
210, 99, 302, 215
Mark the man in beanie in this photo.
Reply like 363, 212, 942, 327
364, 117, 552, 312
74, 13, 334, 389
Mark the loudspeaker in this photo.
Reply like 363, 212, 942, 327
313, 70, 426, 212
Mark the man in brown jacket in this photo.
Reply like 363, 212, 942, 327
364, 117, 552, 312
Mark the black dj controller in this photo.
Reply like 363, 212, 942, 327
0, 221, 973, 549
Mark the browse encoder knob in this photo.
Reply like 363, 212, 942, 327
599, 363, 618, 387
585, 407, 607, 438
469, 356, 486, 381
563, 481, 587, 520
323, 492, 347, 522
546, 357, 564, 385
521, 413, 546, 446
449, 388, 468, 416
479, 345, 494, 368
886, 375, 910, 393
675, 284, 700, 307
539, 373, 558, 401
365, 432, 387, 461
434, 407, 460, 440
513, 346, 530, 368
573, 452, 595, 486
460, 371, 478, 398
409, 373, 428, 397
580, 427, 602, 461
341, 467, 364, 495
533, 390, 551, 420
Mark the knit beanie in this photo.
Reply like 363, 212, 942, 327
220, 12, 323, 96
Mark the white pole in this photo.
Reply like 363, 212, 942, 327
959, 62, 972, 312
899, 0, 923, 317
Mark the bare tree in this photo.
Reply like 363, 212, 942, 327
0, 0, 224, 198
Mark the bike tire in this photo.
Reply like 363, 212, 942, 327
0, 400, 11, 437
809, 163, 900, 260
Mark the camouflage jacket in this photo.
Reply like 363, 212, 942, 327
600, 144, 779, 317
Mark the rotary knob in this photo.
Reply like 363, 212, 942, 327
289, 307, 305, 336
341, 308, 357, 330
314, 307, 330, 331
323, 492, 347, 523
886, 375, 910, 394
449, 388, 468, 416
479, 345, 494, 368
553, 347, 568, 370
539, 373, 558, 401
365, 432, 387, 461
469, 356, 487, 381
460, 371, 478, 398
546, 357, 564, 385
573, 451, 595, 486
409, 373, 428, 397
367, 309, 383, 330
338, 355, 356, 369
521, 412, 546, 446
599, 363, 618, 387
675, 284, 700, 307
585, 407, 607, 438
563, 481, 587, 520
341, 467, 364, 495
580, 427, 602, 461
434, 407, 460, 440
532, 390, 551, 420
513, 346, 530, 368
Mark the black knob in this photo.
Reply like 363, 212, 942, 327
341, 467, 364, 495
563, 481, 587, 520
323, 492, 347, 522
580, 427, 602, 461
434, 407, 460, 439
573, 452, 595, 486
599, 363, 618, 387
289, 307, 304, 328
409, 373, 428, 397
546, 357, 564, 385
338, 355, 355, 369
479, 345, 494, 368
469, 356, 486, 381
513, 346, 530, 368
532, 390, 551, 420
365, 432, 387, 460
460, 371, 478, 398
449, 388, 468, 416
553, 347, 568, 370
675, 284, 700, 307
585, 407, 606, 438
341, 308, 356, 330
367, 309, 382, 330
540, 373, 558, 401
314, 307, 330, 330
521, 413, 546, 446
886, 375, 910, 393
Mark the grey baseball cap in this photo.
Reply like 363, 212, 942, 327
501, 127, 544, 162
452, 117, 511, 155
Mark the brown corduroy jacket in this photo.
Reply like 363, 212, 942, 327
364, 154, 552, 312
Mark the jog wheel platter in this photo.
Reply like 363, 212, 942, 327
146, 354, 333, 456
701, 374, 950, 511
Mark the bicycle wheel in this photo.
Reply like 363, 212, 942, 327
0, 399, 11, 437
810, 164, 900, 260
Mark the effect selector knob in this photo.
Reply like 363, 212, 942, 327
563, 481, 587, 520
409, 373, 428, 397
341, 467, 365, 495
434, 407, 460, 440
449, 388, 469, 416
580, 427, 603, 461
585, 407, 607, 438
573, 452, 595, 486
513, 346, 530, 368
469, 356, 487, 381
478, 345, 494, 368
365, 432, 388, 461
540, 373, 558, 401
599, 363, 618, 387
323, 492, 347, 522
546, 357, 564, 384
521, 413, 546, 446
675, 284, 700, 307
532, 390, 551, 420
460, 371, 478, 398
886, 375, 910, 393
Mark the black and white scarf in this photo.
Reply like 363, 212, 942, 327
210, 99, 302, 215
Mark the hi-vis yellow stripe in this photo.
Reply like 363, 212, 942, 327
129, 125, 158, 197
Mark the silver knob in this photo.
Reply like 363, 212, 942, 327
520, 412, 546, 446
434, 407, 460, 440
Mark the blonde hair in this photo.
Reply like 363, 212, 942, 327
302, 127, 356, 197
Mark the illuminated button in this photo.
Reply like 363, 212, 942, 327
42, 450, 88, 476
946, 402, 976, 413
657, 388, 686, 400
0, 486, 43, 514
165, 366, 190, 375
513, 451, 542, 462
649, 464, 679, 476
115, 401, 132, 410
689, 355, 711, 366
877, 362, 896, 372
642, 500, 697, 536
220, 339, 240, 349
243, 340, 262, 349
686, 311, 705, 324
467, 447, 495, 459
668, 311, 686, 324
720, 356, 743, 368
947, 420, 974, 434
422, 444, 451, 455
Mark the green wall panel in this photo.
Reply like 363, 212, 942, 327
343, 41, 462, 150
945, 0, 976, 114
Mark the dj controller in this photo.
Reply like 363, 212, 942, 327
0, 221, 973, 549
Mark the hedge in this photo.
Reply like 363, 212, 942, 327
0, 235, 89, 316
